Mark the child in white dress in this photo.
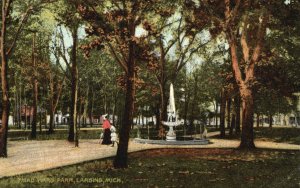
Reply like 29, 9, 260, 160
110, 126, 118, 147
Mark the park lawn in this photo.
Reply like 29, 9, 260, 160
7, 126, 300, 145
0, 148, 299, 188
211, 127, 300, 145
254, 127, 300, 145
7, 128, 148, 141
7, 126, 204, 141
7, 129, 102, 141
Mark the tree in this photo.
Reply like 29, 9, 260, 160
223, 0, 269, 148
0, 0, 54, 157
146, 10, 213, 136
253, 1, 300, 127
47, 64, 65, 133
31, 32, 38, 139
73, 0, 179, 168
187, 0, 300, 148
51, 0, 82, 146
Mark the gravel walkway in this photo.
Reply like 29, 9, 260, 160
0, 136, 299, 178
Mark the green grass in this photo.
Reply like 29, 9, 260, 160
8, 125, 210, 141
8, 129, 102, 141
255, 127, 300, 145
211, 127, 300, 145
0, 149, 299, 188
8, 125, 300, 145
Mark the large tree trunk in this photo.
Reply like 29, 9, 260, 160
68, 93, 75, 141
226, 98, 231, 129
31, 76, 38, 138
0, 54, 9, 157
49, 110, 55, 133
71, 27, 79, 147
239, 89, 255, 149
31, 33, 37, 139
113, 70, 135, 168
13, 81, 17, 127
224, 0, 267, 149
48, 78, 55, 133
83, 97, 88, 127
114, 51, 136, 169
24, 103, 27, 129
112, 92, 117, 126
269, 114, 273, 128
230, 114, 235, 136
234, 95, 241, 134
114, 22, 136, 168
68, 27, 79, 146
78, 97, 82, 130
89, 87, 94, 127
256, 113, 260, 128
184, 88, 188, 127
155, 103, 160, 130
158, 81, 167, 137
18, 86, 22, 129
190, 75, 199, 128
215, 100, 218, 128
39, 110, 42, 133
0, 10, 9, 156
220, 89, 226, 138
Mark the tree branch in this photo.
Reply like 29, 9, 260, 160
178, 39, 210, 73
58, 26, 67, 57
53, 75, 66, 109
57, 49, 72, 72
228, 32, 244, 86
5, 0, 57, 56
115, 37, 128, 63
107, 42, 128, 73
224, 0, 241, 33
6, 5, 33, 56
4, 0, 12, 18
177, 16, 184, 52
225, 0, 244, 86
246, 11, 268, 81
157, 19, 180, 34
240, 14, 249, 63
174, 34, 196, 72
164, 38, 177, 56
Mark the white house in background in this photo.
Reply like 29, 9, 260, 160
289, 92, 300, 126
133, 115, 157, 126
8, 116, 13, 125
54, 111, 69, 124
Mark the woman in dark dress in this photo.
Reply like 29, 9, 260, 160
101, 114, 112, 145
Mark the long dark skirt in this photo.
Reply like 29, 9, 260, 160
102, 129, 112, 145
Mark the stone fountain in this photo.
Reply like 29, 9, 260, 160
162, 83, 180, 141
133, 83, 209, 145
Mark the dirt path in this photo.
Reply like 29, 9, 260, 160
0, 136, 299, 178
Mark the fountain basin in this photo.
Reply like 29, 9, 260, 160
161, 121, 180, 127
134, 138, 209, 145
162, 121, 180, 141
166, 135, 176, 141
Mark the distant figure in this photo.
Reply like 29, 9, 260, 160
110, 125, 118, 147
99, 132, 104, 144
203, 127, 208, 139
101, 114, 112, 145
